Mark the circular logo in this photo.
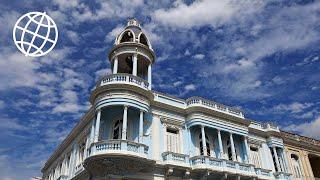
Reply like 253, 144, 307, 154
13, 12, 58, 57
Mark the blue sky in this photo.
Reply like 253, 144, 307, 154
0, 0, 319, 179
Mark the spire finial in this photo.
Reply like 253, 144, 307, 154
127, 18, 140, 27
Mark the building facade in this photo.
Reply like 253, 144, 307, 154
42, 19, 320, 180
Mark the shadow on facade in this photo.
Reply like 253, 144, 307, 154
309, 154, 320, 179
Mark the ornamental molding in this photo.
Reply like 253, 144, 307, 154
95, 90, 149, 105
160, 116, 184, 129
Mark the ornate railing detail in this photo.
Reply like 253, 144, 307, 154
186, 97, 244, 118
190, 156, 256, 176
74, 163, 84, 175
57, 175, 68, 180
249, 120, 280, 132
91, 140, 148, 157
97, 73, 149, 90
162, 152, 189, 166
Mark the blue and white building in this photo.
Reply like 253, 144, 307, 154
42, 19, 295, 180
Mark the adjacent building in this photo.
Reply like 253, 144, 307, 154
42, 19, 320, 180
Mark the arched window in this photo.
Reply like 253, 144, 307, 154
112, 119, 123, 139
120, 30, 134, 43
139, 33, 149, 47
198, 133, 211, 156
291, 154, 302, 178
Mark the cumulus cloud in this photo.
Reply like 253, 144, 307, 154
273, 102, 313, 114
193, 54, 205, 60
284, 117, 320, 139
153, 0, 261, 28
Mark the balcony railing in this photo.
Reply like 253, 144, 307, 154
74, 163, 84, 175
190, 156, 255, 176
274, 172, 291, 179
90, 139, 148, 158
97, 73, 149, 90
255, 168, 272, 178
186, 97, 244, 118
57, 175, 68, 180
162, 152, 189, 167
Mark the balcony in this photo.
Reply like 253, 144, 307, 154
162, 152, 190, 167
190, 156, 256, 177
255, 168, 273, 179
97, 73, 149, 90
90, 139, 148, 158
84, 140, 154, 177
57, 175, 68, 180
274, 172, 291, 179
186, 97, 244, 118
74, 163, 84, 175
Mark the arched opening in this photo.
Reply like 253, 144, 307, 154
291, 154, 302, 178
198, 133, 211, 156
120, 30, 134, 43
139, 33, 149, 47
117, 55, 133, 74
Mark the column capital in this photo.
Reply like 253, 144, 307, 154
124, 105, 129, 109
217, 128, 221, 132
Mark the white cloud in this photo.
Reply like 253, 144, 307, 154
153, 0, 236, 28
284, 117, 320, 139
273, 102, 313, 114
193, 54, 205, 60
0, 50, 39, 91
66, 30, 80, 44
184, 84, 196, 91
0, 100, 4, 109
105, 25, 123, 42
153, 0, 264, 29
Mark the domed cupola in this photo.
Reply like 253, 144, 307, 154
108, 19, 155, 90
115, 19, 152, 49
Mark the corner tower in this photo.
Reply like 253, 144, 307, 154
108, 19, 155, 90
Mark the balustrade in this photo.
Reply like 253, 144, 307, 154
98, 73, 149, 90
186, 97, 244, 118
91, 139, 148, 157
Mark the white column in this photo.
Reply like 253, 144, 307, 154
90, 119, 95, 144
217, 129, 223, 158
113, 57, 118, 74
122, 106, 128, 140
273, 147, 281, 172
132, 53, 138, 76
187, 127, 192, 156
201, 125, 207, 156
230, 133, 236, 161
94, 109, 101, 142
148, 64, 152, 90
244, 136, 250, 163
281, 148, 289, 172
139, 110, 144, 143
